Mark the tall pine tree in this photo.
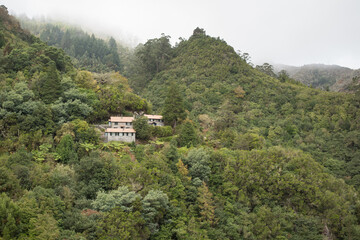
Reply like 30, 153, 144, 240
162, 82, 187, 128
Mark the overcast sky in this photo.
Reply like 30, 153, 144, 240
3, 0, 360, 69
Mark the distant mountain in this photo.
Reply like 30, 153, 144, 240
274, 63, 360, 91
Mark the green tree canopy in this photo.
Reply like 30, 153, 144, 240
162, 83, 187, 127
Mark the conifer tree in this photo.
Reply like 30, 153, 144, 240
177, 120, 198, 148
197, 181, 215, 226
162, 82, 186, 128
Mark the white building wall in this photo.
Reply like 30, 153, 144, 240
110, 122, 133, 128
105, 132, 135, 142
148, 119, 164, 126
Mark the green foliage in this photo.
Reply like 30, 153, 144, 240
255, 62, 277, 78
177, 120, 199, 148
51, 87, 94, 124
0, 193, 29, 239
90, 73, 150, 122
162, 82, 187, 127
92, 186, 140, 212
31, 143, 54, 163
141, 190, 169, 233
75, 151, 117, 199
133, 116, 151, 140
19, 18, 124, 73
28, 213, 60, 240
185, 148, 210, 182
0, 166, 22, 198
197, 181, 215, 225
1, 14, 360, 240
0, 82, 54, 140
150, 125, 172, 138
56, 134, 77, 164
33, 63, 62, 104
131, 34, 173, 90
96, 207, 149, 240
75, 70, 97, 89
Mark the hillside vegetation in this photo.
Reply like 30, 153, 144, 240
18, 16, 127, 73
136, 29, 360, 190
274, 63, 360, 92
1, 8, 360, 240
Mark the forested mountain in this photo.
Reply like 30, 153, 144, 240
18, 16, 127, 73
135, 29, 360, 190
274, 63, 360, 92
2, 7, 360, 240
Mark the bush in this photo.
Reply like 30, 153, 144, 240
150, 126, 172, 138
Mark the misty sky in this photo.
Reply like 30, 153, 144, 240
3, 0, 360, 69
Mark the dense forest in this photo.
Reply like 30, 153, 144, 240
18, 16, 127, 73
1, 5, 360, 240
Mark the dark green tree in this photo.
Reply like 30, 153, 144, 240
56, 134, 78, 164
133, 116, 151, 140
135, 34, 173, 78
255, 63, 277, 78
177, 120, 199, 148
277, 70, 290, 82
97, 207, 149, 240
34, 63, 62, 104
192, 27, 206, 37
162, 83, 187, 127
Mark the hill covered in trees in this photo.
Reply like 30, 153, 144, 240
134, 29, 360, 189
0, 5, 149, 151
1, 8, 360, 240
18, 16, 127, 73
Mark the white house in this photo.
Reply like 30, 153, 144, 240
144, 114, 164, 126
108, 116, 134, 129
105, 128, 136, 142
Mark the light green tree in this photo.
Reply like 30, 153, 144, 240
92, 186, 140, 212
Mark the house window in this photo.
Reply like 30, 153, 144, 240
126, 133, 128, 136
110, 133, 113, 136
105, 133, 108, 136
120, 133, 124, 136
115, 132, 119, 136
115, 122, 118, 125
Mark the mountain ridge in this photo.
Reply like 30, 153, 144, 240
274, 63, 360, 91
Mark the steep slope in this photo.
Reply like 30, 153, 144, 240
0, 8, 74, 78
1, 11, 360, 239
0, 6, 149, 149
18, 16, 127, 73
142, 30, 360, 189
274, 63, 360, 91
